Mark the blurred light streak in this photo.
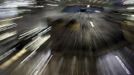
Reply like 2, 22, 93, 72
0, 23, 16, 28
0, 35, 50, 69
24, 35, 50, 50
26, 35, 51, 51
47, 4, 59, 7
54, 57, 64, 75
0, 36, 17, 45
0, 16, 23, 22
95, 10, 101, 13
38, 55, 53, 75
21, 37, 50, 64
0, 48, 27, 69
19, 27, 42, 39
30, 50, 51, 75
27, 6, 44, 8
130, 15, 134, 17
0, 48, 16, 61
0, 31, 17, 41
124, 0, 134, 4
20, 50, 36, 65
127, 7, 134, 10
71, 56, 76, 75
115, 56, 131, 74
0, 23, 17, 32
38, 26, 51, 36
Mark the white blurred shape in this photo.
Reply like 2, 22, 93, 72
127, 7, 134, 10
130, 15, 134, 17
124, 0, 134, 4
95, 10, 101, 13
87, 5, 90, 8
47, 4, 59, 6
89, 21, 95, 27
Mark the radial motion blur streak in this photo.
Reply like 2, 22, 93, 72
0, 0, 134, 75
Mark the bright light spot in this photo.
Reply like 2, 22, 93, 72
87, 5, 90, 8
89, 21, 95, 27
130, 15, 134, 17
